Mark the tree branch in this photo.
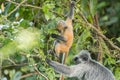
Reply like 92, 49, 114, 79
88, 23, 120, 51
34, 65, 49, 80
21, 72, 39, 79
78, 12, 120, 52
5, 0, 27, 18
94, 13, 103, 63
6, 0, 42, 10
2, 63, 28, 70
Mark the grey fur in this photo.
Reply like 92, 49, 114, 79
46, 50, 115, 80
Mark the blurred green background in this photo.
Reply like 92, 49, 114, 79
0, 0, 120, 80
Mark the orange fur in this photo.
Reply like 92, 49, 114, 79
55, 18, 73, 63
53, 1, 75, 80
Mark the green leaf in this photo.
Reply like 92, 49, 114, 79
12, 72, 22, 80
19, 20, 30, 28
89, 0, 97, 16
76, 28, 91, 52
97, 2, 107, 9
42, 1, 55, 20
117, 37, 120, 42
105, 17, 118, 26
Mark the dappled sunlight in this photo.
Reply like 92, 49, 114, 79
0, 28, 40, 58
15, 28, 40, 51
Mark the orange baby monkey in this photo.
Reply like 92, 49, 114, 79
51, 1, 75, 64
49, 1, 75, 80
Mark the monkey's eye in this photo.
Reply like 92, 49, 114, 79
74, 57, 78, 61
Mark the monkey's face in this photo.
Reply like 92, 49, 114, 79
73, 55, 86, 64
57, 20, 67, 33
73, 50, 91, 64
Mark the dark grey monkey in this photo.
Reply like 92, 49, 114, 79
46, 50, 115, 80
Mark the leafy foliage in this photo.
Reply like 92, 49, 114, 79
0, 0, 120, 80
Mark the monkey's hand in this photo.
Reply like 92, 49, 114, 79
46, 58, 56, 67
51, 34, 66, 42
46, 57, 73, 77
71, 1, 75, 7
48, 49, 53, 54
46, 57, 52, 65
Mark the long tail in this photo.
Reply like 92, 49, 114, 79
59, 53, 66, 80
59, 75, 64, 80
68, 1, 75, 20
59, 52, 68, 80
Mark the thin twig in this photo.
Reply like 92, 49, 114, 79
7, 58, 17, 65
5, 0, 27, 18
49, 9, 64, 17
78, 12, 88, 23
21, 72, 39, 79
76, 0, 81, 4
34, 65, 49, 80
2, 63, 28, 70
6, 0, 42, 10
